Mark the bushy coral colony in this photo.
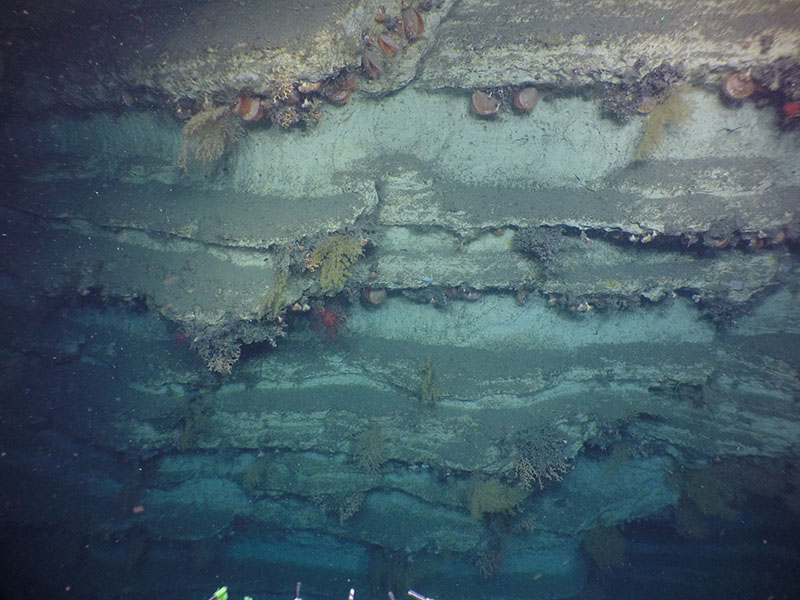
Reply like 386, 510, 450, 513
305, 235, 365, 292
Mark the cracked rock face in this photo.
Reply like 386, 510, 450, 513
1, 1, 799, 599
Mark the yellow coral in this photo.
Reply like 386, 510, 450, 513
635, 85, 693, 160
177, 103, 243, 169
258, 271, 288, 321
419, 356, 440, 404
274, 105, 301, 129
309, 234, 363, 291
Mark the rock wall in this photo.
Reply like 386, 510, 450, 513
1, 1, 799, 598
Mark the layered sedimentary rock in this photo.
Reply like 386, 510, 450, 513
1, 1, 799, 598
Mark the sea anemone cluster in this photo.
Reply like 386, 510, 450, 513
361, 3, 427, 79
750, 58, 800, 100
704, 228, 791, 250
717, 64, 800, 126
228, 95, 306, 128
606, 222, 794, 252
224, 65, 374, 131
714, 60, 800, 125
470, 86, 539, 117
226, 5, 427, 126
746, 58, 800, 124
228, 76, 327, 130
183, 2, 440, 132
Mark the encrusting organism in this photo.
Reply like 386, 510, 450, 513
600, 62, 685, 122
512, 226, 564, 264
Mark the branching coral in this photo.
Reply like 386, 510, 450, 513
514, 428, 572, 489
355, 422, 386, 473
314, 493, 366, 524
467, 476, 526, 520
258, 271, 288, 321
177, 103, 243, 169
173, 397, 212, 450
198, 339, 241, 375
419, 356, 440, 404
306, 234, 363, 291
243, 455, 272, 492
187, 319, 285, 374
